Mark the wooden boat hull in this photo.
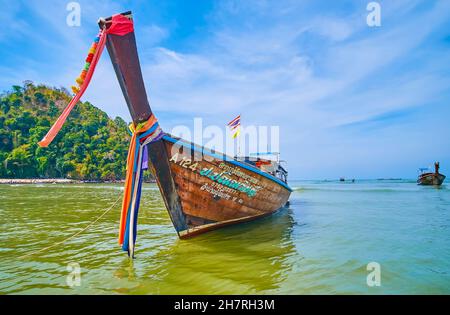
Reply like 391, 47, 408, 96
417, 173, 446, 186
148, 135, 291, 238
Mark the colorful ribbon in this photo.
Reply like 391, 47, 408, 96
38, 14, 134, 148
37, 13, 158, 257
38, 30, 107, 147
119, 115, 164, 257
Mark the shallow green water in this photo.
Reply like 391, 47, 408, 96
0, 180, 449, 294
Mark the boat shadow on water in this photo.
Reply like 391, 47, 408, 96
113, 207, 298, 294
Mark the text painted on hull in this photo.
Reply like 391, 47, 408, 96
169, 153, 262, 202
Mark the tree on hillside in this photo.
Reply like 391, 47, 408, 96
0, 82, 135, 180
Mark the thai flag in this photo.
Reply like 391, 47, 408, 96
227, 115, 241, 138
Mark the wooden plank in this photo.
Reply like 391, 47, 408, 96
147, 141, 188, 233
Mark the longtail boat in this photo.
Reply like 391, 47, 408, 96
38, 11, 291, 256
417, 162, 446, 186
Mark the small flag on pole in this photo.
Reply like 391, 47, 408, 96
228, 115, 241, 138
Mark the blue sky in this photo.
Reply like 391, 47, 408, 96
1, 0, 450, 179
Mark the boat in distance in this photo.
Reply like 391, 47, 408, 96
417, 162, 446, 186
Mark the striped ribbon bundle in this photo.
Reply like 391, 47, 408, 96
36, 14, 161, 257
119, 115, 164, 257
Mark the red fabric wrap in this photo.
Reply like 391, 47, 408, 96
107, 14, 134, 36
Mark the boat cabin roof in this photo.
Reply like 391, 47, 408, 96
248, 152, 280, 162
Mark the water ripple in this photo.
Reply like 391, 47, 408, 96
1, 181, 449, 294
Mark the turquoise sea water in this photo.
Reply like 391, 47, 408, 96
0, 180, 449, 294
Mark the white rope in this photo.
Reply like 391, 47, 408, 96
18, 194, 122, 260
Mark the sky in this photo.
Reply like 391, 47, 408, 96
1, 0, 450, 179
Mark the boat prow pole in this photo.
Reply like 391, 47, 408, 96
98, 12, 152, 123
99, 12, 188, 256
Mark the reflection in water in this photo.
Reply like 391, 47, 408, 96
138, 208, 297, 294
110, 207, 297, 294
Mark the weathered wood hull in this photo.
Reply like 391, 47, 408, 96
417, 173, 446, 186
149, 135, 292, 238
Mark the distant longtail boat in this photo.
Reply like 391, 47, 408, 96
417, 162, 446, 186
38, 11, 291, 256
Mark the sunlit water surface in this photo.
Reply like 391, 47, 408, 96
0, 180, 449, 294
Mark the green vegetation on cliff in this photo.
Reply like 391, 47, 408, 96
0, 81, 131, 180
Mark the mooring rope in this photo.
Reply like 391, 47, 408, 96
18, 194, 122, 260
